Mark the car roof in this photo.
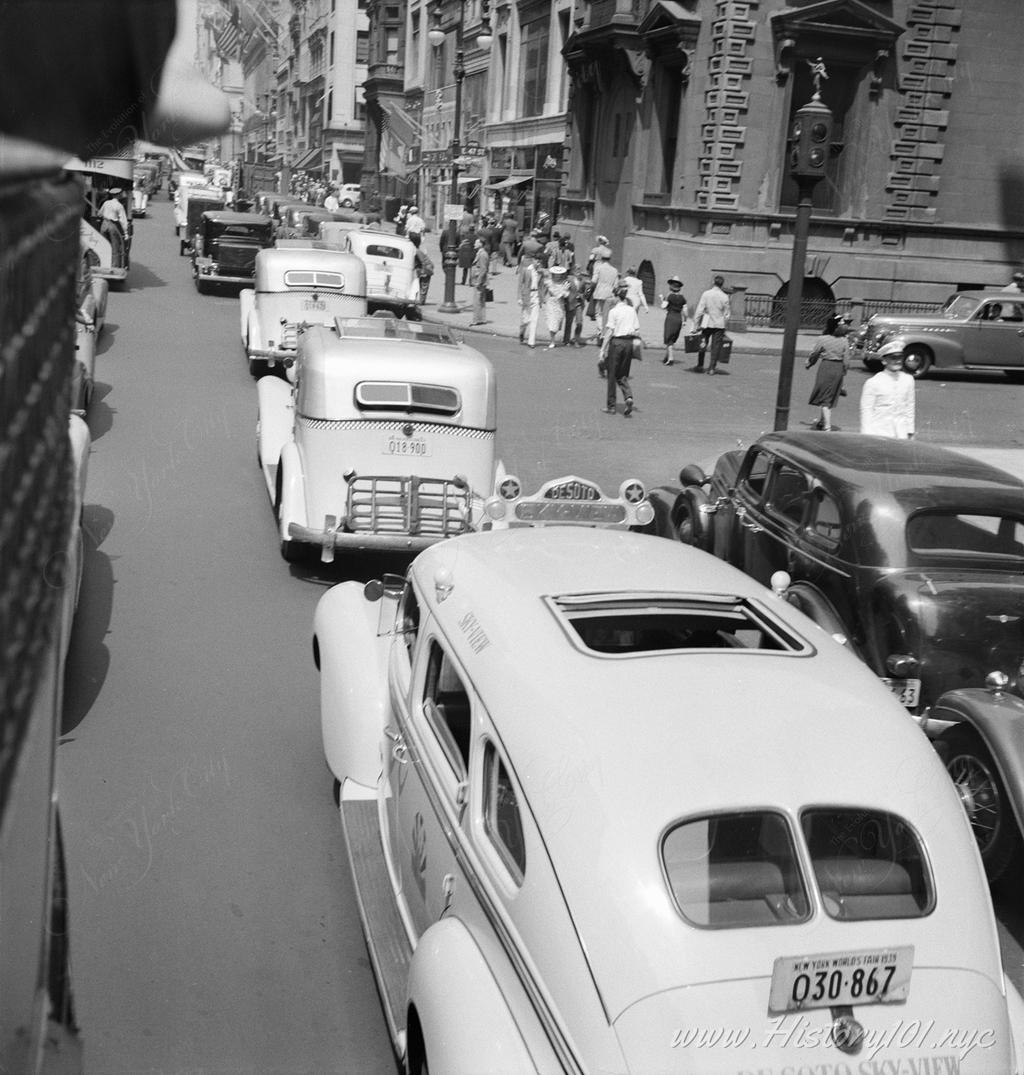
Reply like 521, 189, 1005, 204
409, 527, 978, 1016
750, 432, 1024, 508
202, 211, 272, 225
254, 247, 366, 290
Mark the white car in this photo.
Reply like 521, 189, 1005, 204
72, 245, 108, 412
337, 182, 362, 209
344, 229, 421, 318
257, 316, 498, 561
315, 526, 1024, 1074
240, 245, 367, 378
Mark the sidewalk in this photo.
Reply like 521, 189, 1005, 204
412, 229, 819, 357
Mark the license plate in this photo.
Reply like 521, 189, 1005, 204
768, 946, 913, 1013
302, 299, 326, 311
882, 677, 921, 708
382, 436, 430, 457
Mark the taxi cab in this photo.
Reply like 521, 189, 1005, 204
257, 316, 499, 561
313, 526, 1024, 1075
240, 245, 367, 377
344, 229, 420, 318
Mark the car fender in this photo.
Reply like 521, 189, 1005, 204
276, 438, 307, 536
314, 582, 392, 786
239, 288, 255, 345
1006, 975, 1024, 1072
931, 688, 1024, 838
407, 918, 543, 1075
256, 376, 294, 492
641, 484, 681, 537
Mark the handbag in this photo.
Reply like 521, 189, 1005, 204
484, 287, 494, 302
683, 332, 702, 354
632, 338, 644, 361
717, 335, 733, 364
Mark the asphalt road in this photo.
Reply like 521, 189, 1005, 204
59, 198, 1024, 1074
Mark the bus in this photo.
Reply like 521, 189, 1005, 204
64, 155, 135, 287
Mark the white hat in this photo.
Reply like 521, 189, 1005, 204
409, 205, 419, 212
550, 265, 568, 275
876, 340, 905, 360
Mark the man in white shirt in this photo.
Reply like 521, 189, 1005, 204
98, 188, 129, 267
693, 274, 731, 374
860, 342, 915, 438
405, 205, 426, 246
600, 288, 642, 417
323, 189, 340, 213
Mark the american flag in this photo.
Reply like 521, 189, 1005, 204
216, 5, 242, 59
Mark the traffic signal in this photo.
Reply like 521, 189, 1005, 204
789, 101, 833, 181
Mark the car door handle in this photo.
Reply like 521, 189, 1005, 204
384, 725, 408, 764
735, 506, 763, 533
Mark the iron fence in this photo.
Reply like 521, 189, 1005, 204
743, 293, 946, 330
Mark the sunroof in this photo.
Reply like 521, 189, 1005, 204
548, 593, 809, 657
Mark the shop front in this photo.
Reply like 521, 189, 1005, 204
485, 144, 563, 232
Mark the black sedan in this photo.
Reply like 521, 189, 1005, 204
646, 431, 1024, 881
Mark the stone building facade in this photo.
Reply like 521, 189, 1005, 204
558, 0, 1024, 311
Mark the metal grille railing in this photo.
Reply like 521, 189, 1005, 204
347, 476, 470, 536
0, 172, 80, 811
743, 293, 946, 329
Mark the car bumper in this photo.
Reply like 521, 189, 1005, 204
288, 520, 461, 558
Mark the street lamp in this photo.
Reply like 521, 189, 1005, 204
430, 0, 492, 312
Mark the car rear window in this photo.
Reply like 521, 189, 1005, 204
801, 808, 933, 920
663, 812, 810, 929
364, 243, 405, 259
355, 381, 461, 415
907, 511, 1024, 560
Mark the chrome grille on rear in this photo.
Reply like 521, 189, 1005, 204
347, 476, 470, 536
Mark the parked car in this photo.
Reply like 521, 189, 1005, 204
72, 244, 108, 412
344, 229, 420, 318
647, 431, 1024, 880
337, 182, 362, 208
239, 245, 367, 376
257, 316, 500, 562
851, 290, 1024, 379
314, 525, 1024, 1075
189, 211, 274, 293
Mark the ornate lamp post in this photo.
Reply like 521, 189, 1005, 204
429, 0, 492, 313
774, 60, 834, 431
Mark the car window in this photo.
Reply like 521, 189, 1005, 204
483, 741, 526, 882
663, 811, 810, 929
907, 511, 1024, 560
364, 243, 405, 259
741, 449, 771, 499
766, 464, 810, 526
801, 809, 933, 920
423, 640, 471, 778
398, 582, 420, 659
809, 489, 842, 546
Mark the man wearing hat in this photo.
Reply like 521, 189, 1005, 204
1002, 271, 1024, 293
98, 186, 129, 268
405, 205, 426, 246
600, 286, 641, 416
860, 341, 915, 438
590, 248, 619, 343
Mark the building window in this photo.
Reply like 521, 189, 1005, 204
519, 16, 548, 118
385, 28, 400, 65
410, 9, 420, 81
656, 65, 681, 194
326, 90, 333, 123
356, 30, 369, 63
330, 31, 335, 65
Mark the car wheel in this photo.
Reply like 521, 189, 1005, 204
1004, 370, 1024, 383
902, 344, 933, 379
274, 464, 306, 563
673, 488, 712, 551
862, 357, 882, 373
340, 198, 354, 209
195, 277, 208, 294
941, 727, 1021, 883
249, 356, 268, 378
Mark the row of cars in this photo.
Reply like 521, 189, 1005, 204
236, 251, 1024, 1065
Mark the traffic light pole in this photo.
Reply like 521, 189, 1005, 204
773, 182, 815, 432
773, 86, 833, 431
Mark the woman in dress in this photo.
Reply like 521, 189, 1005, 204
805, 314, 852, 430
659, 275, 689, 366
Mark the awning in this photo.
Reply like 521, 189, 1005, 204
456, 176, 481, 185
293, 144, 325, 173
487, 173, 533, 190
